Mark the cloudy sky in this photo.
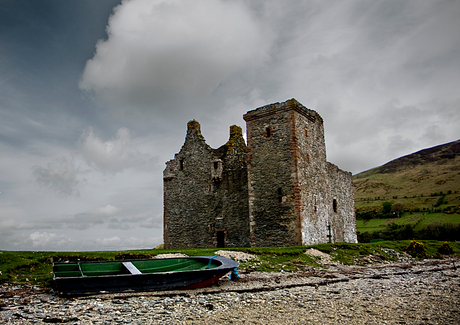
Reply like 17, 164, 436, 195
1, 0, 459, 251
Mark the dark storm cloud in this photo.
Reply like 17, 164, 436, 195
0, 0, 122, 147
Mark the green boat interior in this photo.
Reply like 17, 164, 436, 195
53, 258, 218, 278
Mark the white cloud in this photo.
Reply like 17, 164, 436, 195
68, 204, 122, 230
94, 204, 121, 216
78, 127, 157, 174
28, 232, 73, 248
139, 216, 159, 229
32, 157, 81, 196
78, 0, 460, 175
95, 236, 120, 246
65, 204, 161, 231
107, 212, 162, 230
0, 199, 159, 234
123, 236, 159, 248
421, 125, 446, 144
79, 0, 276, 117
386, 135, 415, 159
95, 235, 159, 250
0, 229, 161, 251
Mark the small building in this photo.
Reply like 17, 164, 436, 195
163, 99, 357, 248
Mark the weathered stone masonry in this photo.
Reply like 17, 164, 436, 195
164, 99, 357, 248
164, 121, 250, 248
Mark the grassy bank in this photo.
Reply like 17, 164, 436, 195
1, 241, 459, 289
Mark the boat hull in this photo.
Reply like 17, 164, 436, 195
53, 256, 238, 296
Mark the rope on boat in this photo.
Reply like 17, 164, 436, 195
229, 268, 240, 281
207, 255, 240, 280
207, 255, 218, 269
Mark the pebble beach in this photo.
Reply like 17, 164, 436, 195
1, 253, 459, 324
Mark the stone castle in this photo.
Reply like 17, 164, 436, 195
163, 99, 357, 248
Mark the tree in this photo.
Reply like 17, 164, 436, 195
391, 203, 404, 217
382, 201, 392, 214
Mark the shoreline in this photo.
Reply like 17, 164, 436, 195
1, 257, 459, 324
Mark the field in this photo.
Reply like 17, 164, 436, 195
1, 241, 459, 289
356, 212, 460, 234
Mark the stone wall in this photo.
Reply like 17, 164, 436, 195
326, 163, 358, 243
291, 101, 330, 245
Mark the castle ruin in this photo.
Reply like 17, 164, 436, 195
163, 99, 357, 248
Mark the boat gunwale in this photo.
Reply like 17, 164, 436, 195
53, 256, 238, 280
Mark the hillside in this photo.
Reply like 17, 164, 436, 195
353, 139, 460, 213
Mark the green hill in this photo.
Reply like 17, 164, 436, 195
352, 140, 460, 241
353, 139, 460, 212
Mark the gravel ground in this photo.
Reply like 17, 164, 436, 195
1, 257, 459, 324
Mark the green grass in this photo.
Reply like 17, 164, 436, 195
2, 241, 459, 289
414, 213, 460, 229
356, 212, 460, 234
357, 218, 392, 233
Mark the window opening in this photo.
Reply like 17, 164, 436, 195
216, 231, 225, 248
277, 188, 283, 203
179, 159, 184, 171
265, 127, 271, 137
211, 160, 222, 181
333, 198, 337, 213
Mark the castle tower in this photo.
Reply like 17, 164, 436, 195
243, 99, 356, 246
163, 120, 214, 248
163, 121, 250, 248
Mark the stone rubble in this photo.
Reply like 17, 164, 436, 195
152, 254, 188, 259
304, 248, 333, 264
214, 250, 258, 262
1, 258, 459, 324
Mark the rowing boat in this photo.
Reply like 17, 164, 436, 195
53, 256, 239, 296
